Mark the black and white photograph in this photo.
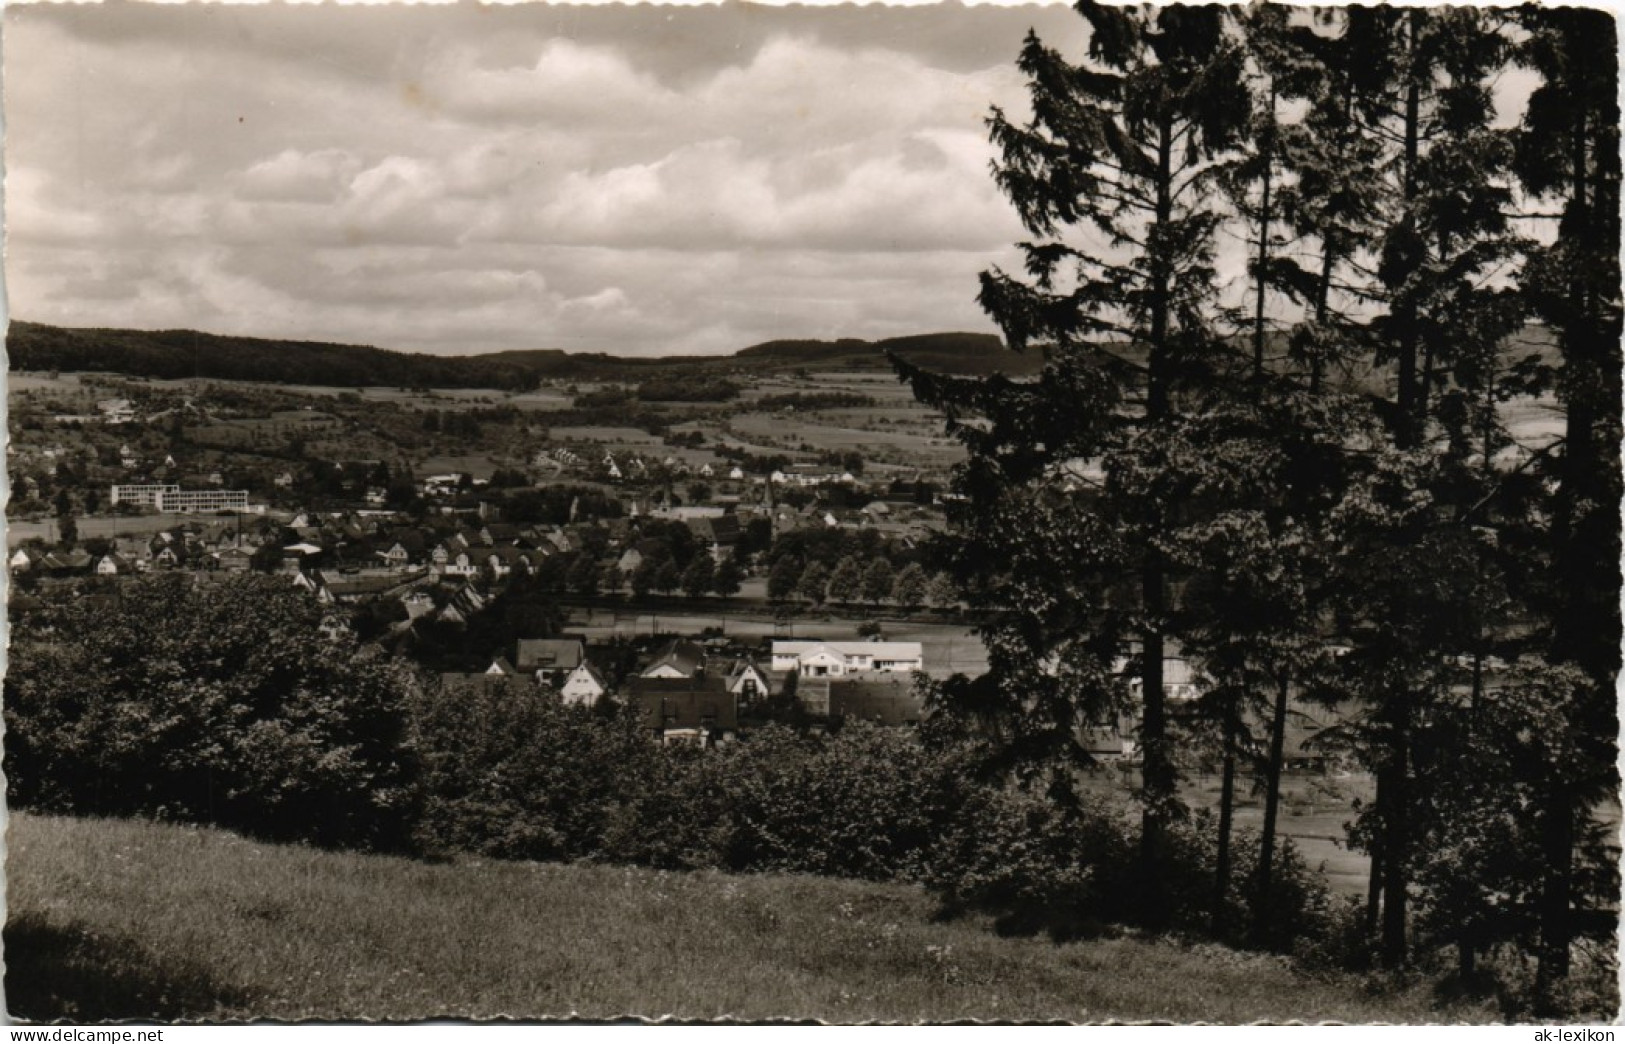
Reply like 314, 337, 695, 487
3, 0, 1620, 1025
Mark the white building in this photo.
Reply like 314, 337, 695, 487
560, 663, 610, 706
158, 489, 251, 513
111, 483, 181, 508
110, 485, 255, 513
770, 640, 924, 678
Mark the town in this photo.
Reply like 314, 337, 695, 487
6, 0, 1618, 1025
6, 362, 995, 747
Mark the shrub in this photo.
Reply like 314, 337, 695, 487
1160, 811, 1340, 954
410, 682, 655, 863
711, 723, 974, 881
925, 786, 1137, 940
4, 574, 418, 851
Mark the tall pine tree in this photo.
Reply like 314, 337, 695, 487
896, 1, 1248, 928
1514, 4, 1623, 1010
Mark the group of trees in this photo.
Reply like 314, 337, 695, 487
627, 550, 744, 601
898, 3, 1618, 1008
4, 576, 1335, 959
756, 391, 877, 411
767, 554, 955, 611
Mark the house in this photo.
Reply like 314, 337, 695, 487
97, 398, 136, 424
770, 640, 925, 678
559, 663, 610, 706
95, 554, 132, 576
438, 672, 536, 700
723, 658, 772, 699
515, 638, 586, 685
771, 464, 854, 488
9, 548, 34, 573
321, 571, 421, 603
629, 675, 737, 746
42, 549, 93, 575
211, 545, 254, 572
377, 542, 414, 569
483, 523, 520, 545
827, 675, 927, 725
485, 656, 518, 676
402, 591, 437, 619
434, 546, 478, 577
688, 514, 741, 563
641, 638, 706, 679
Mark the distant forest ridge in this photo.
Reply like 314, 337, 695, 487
5, 322, 1041, 389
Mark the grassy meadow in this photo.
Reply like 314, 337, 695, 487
6, 812, 1502, 1024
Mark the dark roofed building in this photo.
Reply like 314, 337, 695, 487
641, 638, 706, 679
438, 672, 537, 699
827, 676, 928, 726
629, 675, 737, 746
515, 637, 586, 675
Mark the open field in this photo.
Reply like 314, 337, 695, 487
6, 513, 254, 546
730, 413, 961, 466
6, 812, 1500, 1023
8, 372, 93, 394
411, 454, 502, 480
548, 425, 665, 446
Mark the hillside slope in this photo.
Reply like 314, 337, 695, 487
7, 812, 1496, 1023
6, 321, 1038, 388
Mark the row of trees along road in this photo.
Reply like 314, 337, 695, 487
894, 3, 1618, 1009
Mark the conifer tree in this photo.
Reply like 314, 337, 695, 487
1293, 6, 1526, 967
896, 1, 1249, 927
1513, 4, 1622, 1008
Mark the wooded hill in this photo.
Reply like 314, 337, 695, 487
5, 321, 1038, 389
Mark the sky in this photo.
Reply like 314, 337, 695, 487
5, 1, 1093, 358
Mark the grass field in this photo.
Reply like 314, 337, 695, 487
6, 812, 1501, 1024
728, 412, 964, 468
6, 513, 240, 547
411, 454, 502, 480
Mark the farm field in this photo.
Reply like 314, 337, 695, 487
5, 512, 255, 546
728, 413, 963, 469
547, 425, 665, 446
6, 812, 1500, 1024
8, 372, 93, 394
411, 454, 503, 481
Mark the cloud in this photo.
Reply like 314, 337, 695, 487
4, 5, 1055, 357
239, 149, 365, 203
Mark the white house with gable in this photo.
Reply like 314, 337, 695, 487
771, 640, 924, 678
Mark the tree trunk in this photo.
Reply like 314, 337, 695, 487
1251, 673, 1291, 947
1365, 842, 1383, 939
1137, 110, 1178, 933
1379, 710, 1410, 968
1393, 13, 1424, 449
1535, 788, 1574, 1014
1252, 84, 1276, 392
1537, 57, 1600, 1009
1212, 692, 1239, 935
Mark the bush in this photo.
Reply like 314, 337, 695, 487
410, 682, 655, 863
4, 574, 418, 852
1160, 810, 1340, 954
714, 724, 974, 880
922, 787, 1341, 949
925, 786, 1137, 940
603, 723, 978, 882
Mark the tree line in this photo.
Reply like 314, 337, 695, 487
4, 572, 1338, 964
894, 3, 1618, 1011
